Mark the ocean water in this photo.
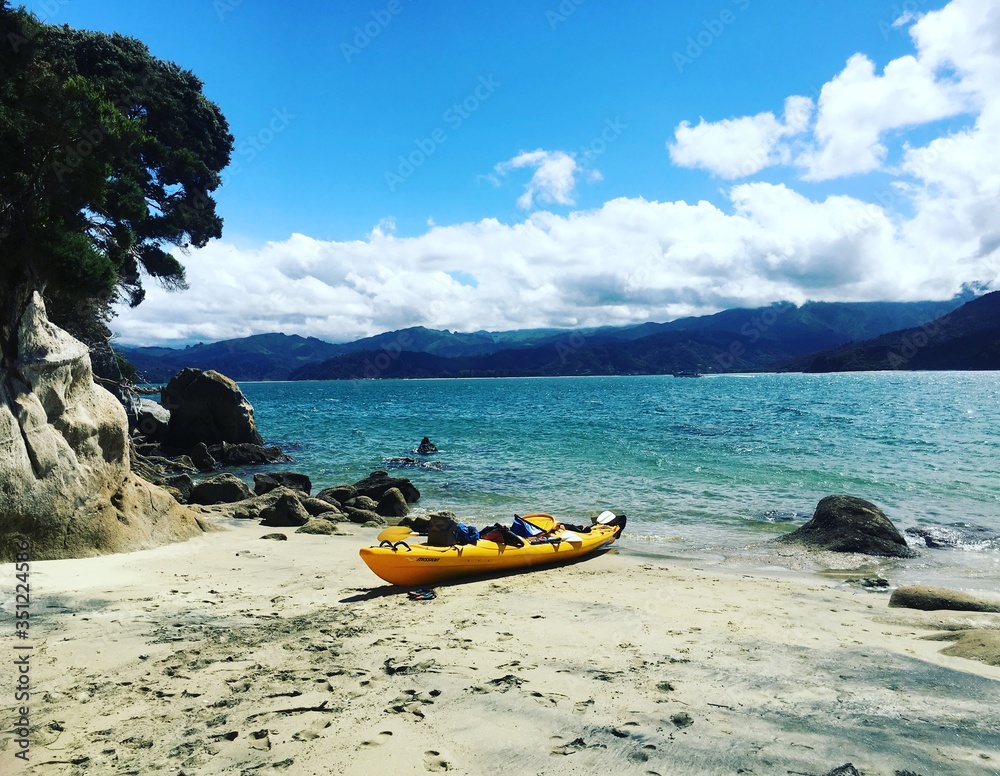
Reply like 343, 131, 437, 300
239, 373, 1000, 588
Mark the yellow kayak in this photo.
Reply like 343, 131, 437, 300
359, 513, 626, 587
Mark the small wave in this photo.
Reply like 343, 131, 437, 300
382, 456, 446, 471
747, 510, 805, 524
905, 523, 1000, 551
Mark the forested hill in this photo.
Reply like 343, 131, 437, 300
783, 291, 1000, 372
119, 295, 975, 382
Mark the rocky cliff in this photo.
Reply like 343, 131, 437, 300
0, 292, 206, 561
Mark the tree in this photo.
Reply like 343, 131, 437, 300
0, 2, 233, 364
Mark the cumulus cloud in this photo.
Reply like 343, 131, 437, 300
668, 96, 813, 179
671, 0, 992, 183
113, 175, 996, 346
797, 52, 972, 180
494, 149, 582, 209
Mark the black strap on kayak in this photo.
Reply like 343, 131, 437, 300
378, 540, 412, 552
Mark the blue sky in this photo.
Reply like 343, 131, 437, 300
31, 0, 1000, 344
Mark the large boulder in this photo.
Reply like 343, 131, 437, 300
161, 368, 264, 449
342, 506, 386, 526
939, 630, 1000, 666
254, 471, 311, 496
315, 485, 355, 506
295, 519, 342, 535
346, 495, 378, 511
301, 497, 344, 518
260, 493, 310, 527
189, 473, 252, 505
188, 442, 217, 472
352, 470, 420, 503
136, 398, 170, 440
0, 292, 205, 561
160, 474, 195, 503
376, 487, 409, 517
209, 442, 291, 466
777, 495, 918, 558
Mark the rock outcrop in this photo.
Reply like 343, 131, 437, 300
888, 585, 1000, 613
161, 368, 264, 449
260, 493, 310, 527
776, 495, 918, 558
254, 471, 311, 496
0, 292, 205, 561
376, 487, 409, 517
352, 470, 420, 503
136, 398, 170, 440
189, 473, 252, 505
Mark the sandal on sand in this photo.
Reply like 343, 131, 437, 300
407, 589, 436, 600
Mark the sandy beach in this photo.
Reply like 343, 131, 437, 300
2, 519, 999, 776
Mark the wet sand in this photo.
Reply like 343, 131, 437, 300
2, 519, 999, 775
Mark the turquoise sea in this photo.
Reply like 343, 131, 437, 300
239, 373, 1000, 588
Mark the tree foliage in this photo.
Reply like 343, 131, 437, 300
0, 2, 233, 326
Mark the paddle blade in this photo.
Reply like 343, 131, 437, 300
376, 526, 414, 543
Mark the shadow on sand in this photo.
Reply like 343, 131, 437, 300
338, 546, 619, 603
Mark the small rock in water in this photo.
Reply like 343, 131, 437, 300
845, 577, 890, 589
416, 436, 438, 455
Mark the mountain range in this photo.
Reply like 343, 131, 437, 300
116, 291, 1000, 382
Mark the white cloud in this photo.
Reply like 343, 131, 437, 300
671, 0, 993, 183
494, 149, 582, 209
113, 175, 995, 346
668, 96, 813, 179
797, 52, 971, 180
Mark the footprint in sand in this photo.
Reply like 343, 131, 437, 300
573, 698, 594, 714
529, 690, 569, 706
423, 750, 450, 771
294, 719, 332, 741
358, 730, 393, 748
550, 737, 587, 756
388, 689, 439, 719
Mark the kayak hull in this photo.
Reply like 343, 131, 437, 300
359, 513, 623, 586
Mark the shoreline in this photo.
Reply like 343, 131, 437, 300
2, 518, 999, 775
